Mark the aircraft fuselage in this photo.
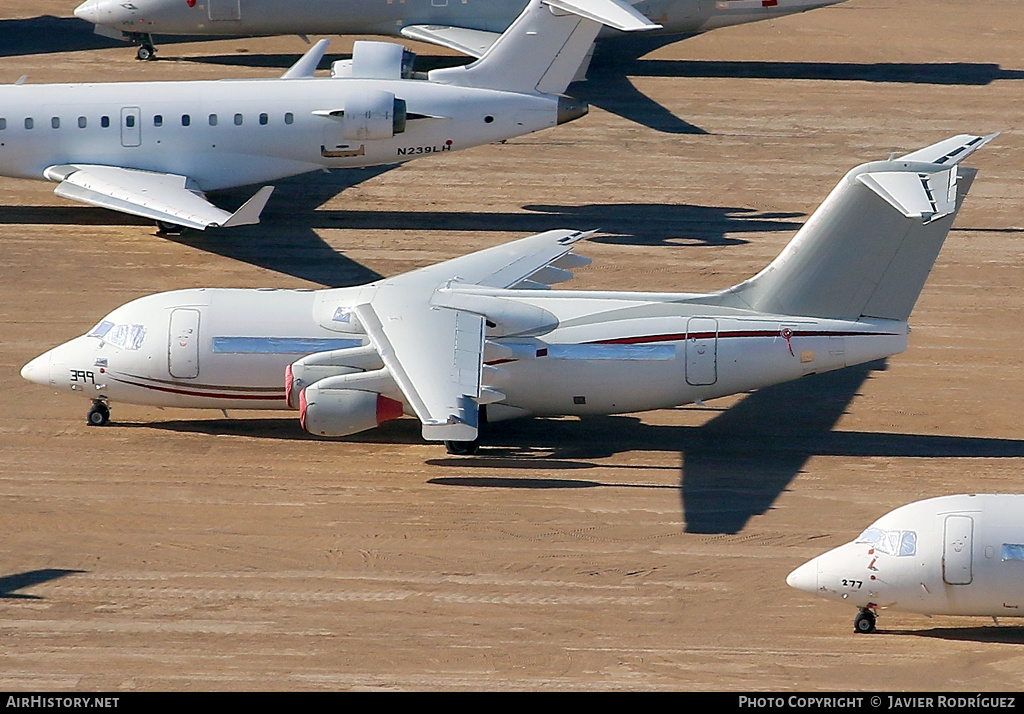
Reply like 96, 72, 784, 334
25, 286, 907, 417
76, 0, 845, 41
0, 78, 557, 190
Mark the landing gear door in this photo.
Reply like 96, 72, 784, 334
685, 317, 718, 386
168, 308, 201, 379
943, 515, 974, 585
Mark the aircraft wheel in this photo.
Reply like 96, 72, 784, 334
155, 221, 184, 236
854, 609, 876, 634
137, 45, 156, 61
87, 403, 110, 427
445, 439, 479, 456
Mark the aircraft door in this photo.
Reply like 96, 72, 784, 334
168, 308, 201, 380
942, 515, 974, 585
120, 107, 141, 147
208, 0, 241, 21
685, 317, 718, 386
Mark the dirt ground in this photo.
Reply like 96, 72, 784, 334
1, 0, 1023, 692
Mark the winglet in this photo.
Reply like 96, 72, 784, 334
281, 39, 330, 79
220, 186, 275, 228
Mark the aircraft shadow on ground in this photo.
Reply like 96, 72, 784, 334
898, 626, 1024, 644
425, 359, 1024, 534
126, 358, 1024, 535
0, 15, 204, 58
0, 569, 85, 600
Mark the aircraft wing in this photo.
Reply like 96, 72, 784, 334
354, 299, 484, 442
345, 229, 594, 441
405, 228, 594, 289
400, 25, 500, 59
43, 164, 274, 230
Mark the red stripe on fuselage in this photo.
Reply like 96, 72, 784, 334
110, 375, 286, 401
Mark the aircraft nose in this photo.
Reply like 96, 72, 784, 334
73, 0, 100, 23
786, 558, 819, 593
21, 352, 52, 386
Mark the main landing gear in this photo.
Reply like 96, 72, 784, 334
443, 406, 486, 455
87, 399, 110, 427
444, 439, 479, 456
155, 221, 186, 236
854, 606, 877, 634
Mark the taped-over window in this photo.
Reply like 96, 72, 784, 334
1002, 544, 1024, 561
855, 527, 917, 557
89, 321, 146, 350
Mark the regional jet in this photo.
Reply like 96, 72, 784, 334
788, 494, 1024, 633
74, 0, 846, 62
0, 0, 653, 232
22, 134, 993, 455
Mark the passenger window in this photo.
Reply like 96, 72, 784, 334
0, 118, 7, 130
208, 114, 218, 126
259, 113, 268, 125
234, 113, 243, 126
24, 117, 33, 130
51, 117, 60, 129
125, 115, 135, 128
100, 116, 110, 128
77, 116, 87, 128
154, 115, 163, 127
284, 112, 294, 125
181, 114, 191, 127
1002, 544, 1024, 561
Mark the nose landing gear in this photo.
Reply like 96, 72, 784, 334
128, 32, 158, 61
854, 606, 877, 634
87, 399, 110, 427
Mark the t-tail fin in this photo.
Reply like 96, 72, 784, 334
710, 134, 996, 322
427, 0, 658, 95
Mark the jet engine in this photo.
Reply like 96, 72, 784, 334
342, 90, 408, 141
331, 41, 417, 80
285, 344, 384, 409
299, 385, 404, 437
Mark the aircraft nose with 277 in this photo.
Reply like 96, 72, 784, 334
788, 494, 1024, 634
0, 0, 655, 233
22, 134, 994, 454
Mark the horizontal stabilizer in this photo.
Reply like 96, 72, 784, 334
545, 0, 660, 32
400, 25, 500, 58
857, 168, 957, 222
44, 164, 272, 230
281, 39, 330, 79
898, 132, 998, 166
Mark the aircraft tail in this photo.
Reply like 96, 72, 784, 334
427, 0, 658, 95
710, 134, 995, 322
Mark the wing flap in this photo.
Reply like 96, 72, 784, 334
44, 164, 272, 230
353, 302, 484, 442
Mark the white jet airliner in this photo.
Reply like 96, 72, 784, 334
788, 494, 1024, 633
22, 134, 993, 455
0, 0, 654, 232
73, 0, 846, 62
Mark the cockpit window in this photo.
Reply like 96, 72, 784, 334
87, 320, 114, 339
855, 527, 917, 557
88, 320, 146, 350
